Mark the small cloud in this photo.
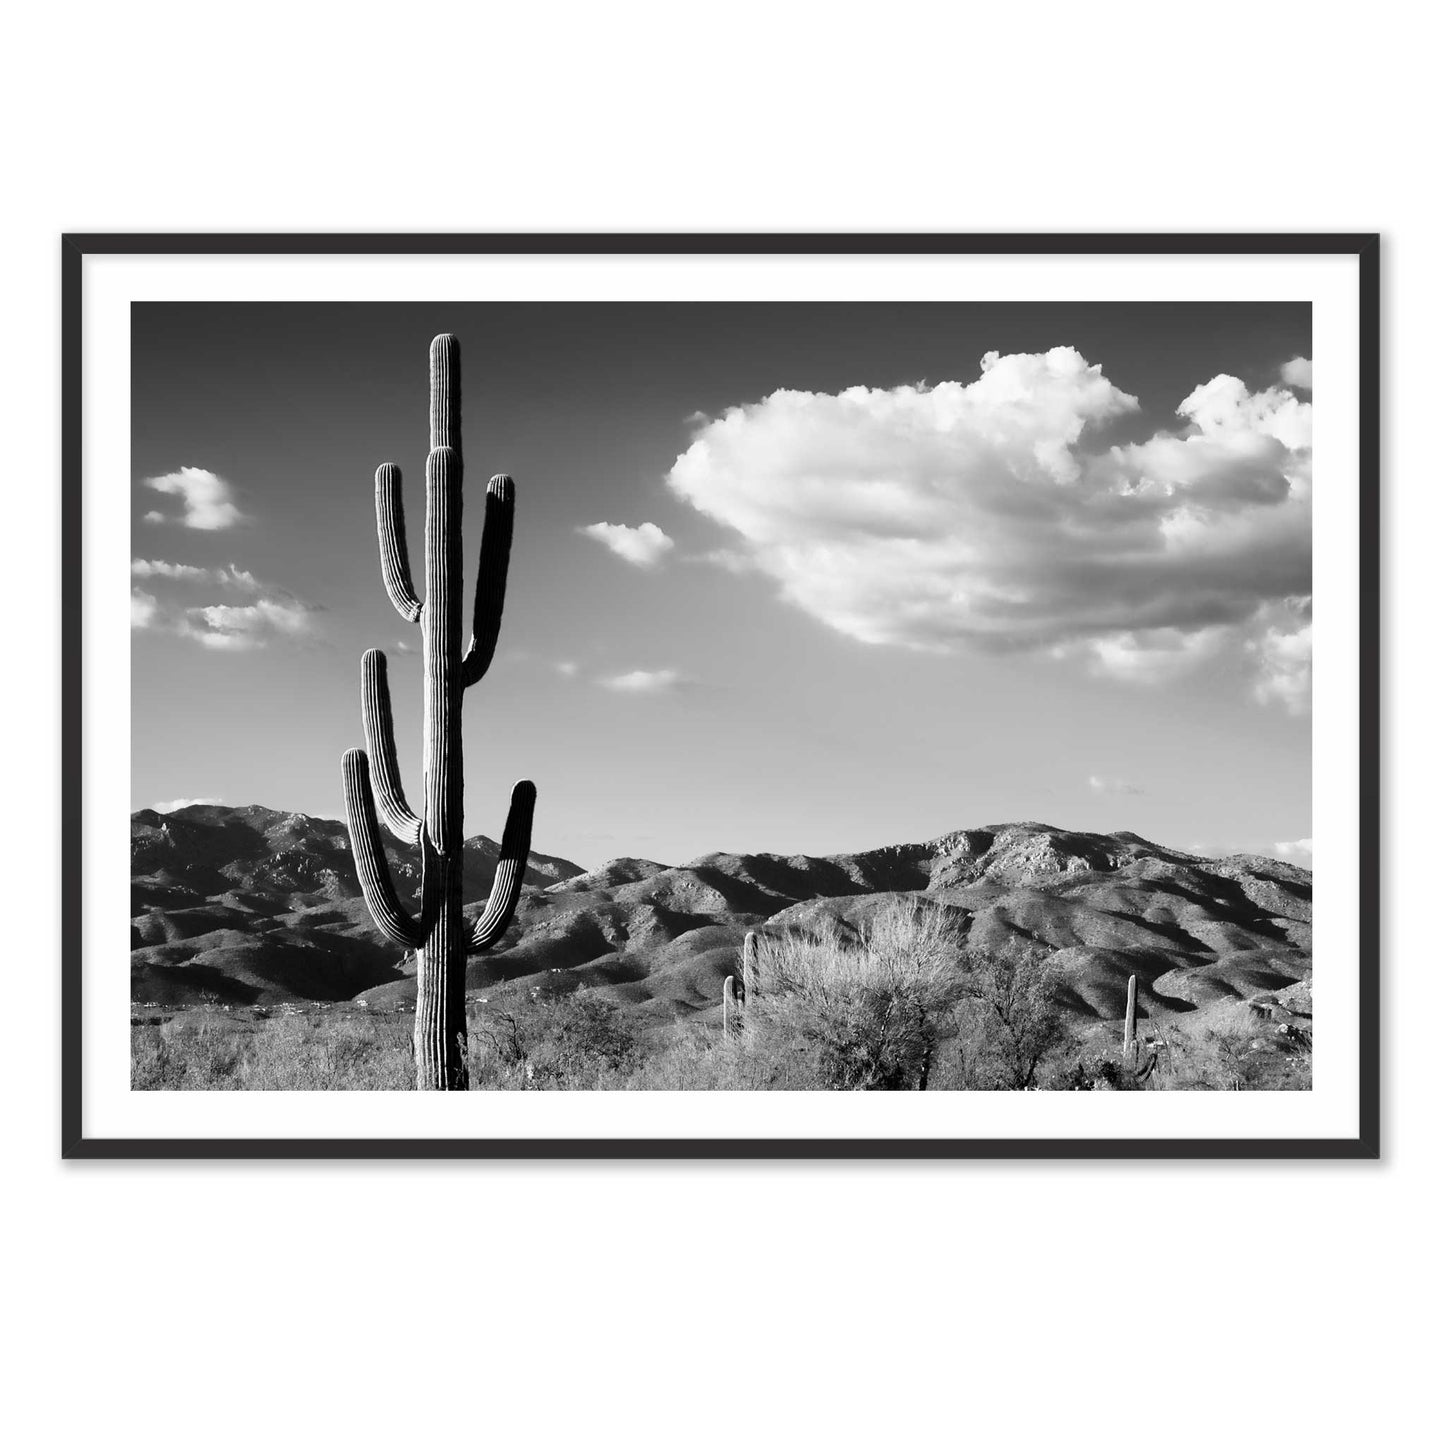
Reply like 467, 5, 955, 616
143, 511, 165, 524
133, 562, 321, 651
599, 668, 685, 694
153, 797, 221, 812
396, 639, 416, 653
131, 559, 260, 589
131, 589, 160, 629
1280, 356, 1313, 390
579, 521, 675, 568
142, 467, 244, 530
687, 547, 757, 575
180, 597, 318, 650
1087, 774, 1144, 796
1274, 837, 1313, 862
1077, 627, 1230, 686
556, 660, 578, 678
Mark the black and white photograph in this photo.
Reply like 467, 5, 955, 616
63, 236, 1376, 1154
20, 11, 1439, 1444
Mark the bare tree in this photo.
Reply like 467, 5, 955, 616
956, 943, 1068, 1088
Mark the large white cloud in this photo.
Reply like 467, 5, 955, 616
143, 467, 243, 530
667, 347, 1312, 707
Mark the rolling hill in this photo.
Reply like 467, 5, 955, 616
130, 805, 1311, 1032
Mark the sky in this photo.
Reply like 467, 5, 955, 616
131, 302, 1312, 870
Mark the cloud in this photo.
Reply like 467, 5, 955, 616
142, 467, 243, 530
153, 797, 221, 812
599, 668, 684, 694
1087, 774, 1144, 796
556, 660, 579, 678
1250, 599, 1312, 714
1274, 837, 1313, 862
131, 589, 160, 629
131, 559, 260, 588
131, 562, 320, 651
580, 521, 675, 568
667, 347, 1312, 707
1280, 356, 1313, 390
180, 597, 318, 651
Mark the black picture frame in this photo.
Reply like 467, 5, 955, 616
62, 232, 1381, 1160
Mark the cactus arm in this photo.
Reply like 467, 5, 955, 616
460, 475, 515, 688
341, 748, 424, 948
375, 464, 423, 623
361, 649, 423, 846
467, 780, 537, 952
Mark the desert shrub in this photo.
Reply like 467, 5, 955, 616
1046, 1049, 1151, 1091
954, 942, 1069, 1089
469, 988, 645, 1089
1147, 1014, 1312, 1091
744, 901, 969, 1090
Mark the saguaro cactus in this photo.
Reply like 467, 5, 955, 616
341, 334, 535, 1091
741, 930, 760, 1006
722, 974, 740, 1036
1123, 973, 1138, 1065
722, 931, 761, 1036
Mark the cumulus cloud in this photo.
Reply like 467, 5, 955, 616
142, 467, 243, 530
1274, 837, 1313, 862
599, 668, 684, 694
154, 798, 221, 812
1280, 356, 1313, 390
580, 521, 675, 568
1087, 774, 1144, 796
668, 347, 1312, 708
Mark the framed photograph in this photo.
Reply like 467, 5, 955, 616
62, 233, 1379, 1159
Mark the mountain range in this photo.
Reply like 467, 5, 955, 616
130, 804, 1311, 1030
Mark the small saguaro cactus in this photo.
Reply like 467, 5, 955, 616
1122, 973, 1138, 1065
341, 334, 535, 1091
722, 974, 741, 1036
741, 930, 760, 1005
722, 931, 761, 1035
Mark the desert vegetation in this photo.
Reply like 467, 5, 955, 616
132, 901, 1310, 1091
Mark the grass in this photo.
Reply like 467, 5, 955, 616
131, 907, 1311, 1091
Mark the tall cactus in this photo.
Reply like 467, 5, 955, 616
341, 334, 535, 1090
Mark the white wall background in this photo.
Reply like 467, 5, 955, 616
6, 4, 1433, 1441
